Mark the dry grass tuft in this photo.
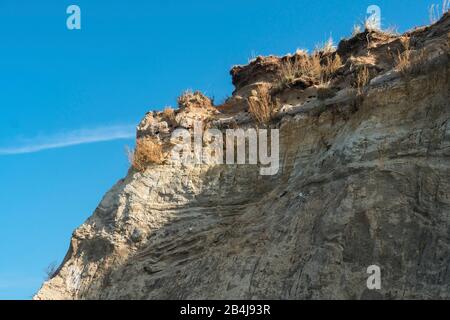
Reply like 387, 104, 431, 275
278, 51, 342, 87
308, 52, 323, 79
162, 107, 177, 127
355, 65, 370, 94
278, 51, 310, 87
128, 137, 164, 171
248, 50, 258, 63
364, 18, 380, 31
395, 38, 412, 76
396, 49, 428, 77
316, 37, 335, 54
396, 49, 412, 76
278, 58, 300, 86
430, 0, 450, 23
352, 24, 362, 36
383, 26, 400, 36
177, 90, 213, 109
395, 37, 428, 77
247, 87, 278, 125
430, 4, 439, 24
321, 54, 342, 83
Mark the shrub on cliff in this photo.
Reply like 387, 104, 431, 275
128, 137, 164, 171
177, 90, 213, 109
277, 50, 342, 89
247, 87, 278, 125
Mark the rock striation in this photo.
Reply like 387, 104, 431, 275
35, 14, 450, 300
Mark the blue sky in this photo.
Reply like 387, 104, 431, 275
0, 0, 442, 299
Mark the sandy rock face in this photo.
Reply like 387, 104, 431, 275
35, 15, 450, 300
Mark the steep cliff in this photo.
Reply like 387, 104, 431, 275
35, 14, 450, 300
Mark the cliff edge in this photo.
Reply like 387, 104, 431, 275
35, 14, 450, 299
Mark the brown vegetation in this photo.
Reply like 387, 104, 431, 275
321, 54, 342, 83
352, 24, 362, 36
247, 87, 278, 125
162, 107, 177, 127
277, 50, 342, 88
355, 65, 370, 94
395, 38, 428, 77
129, 137, 164, 171
177, 90, 213, 109
395, 38, 412, 76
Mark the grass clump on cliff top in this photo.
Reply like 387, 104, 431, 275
177, 90, 213, 109
128, 137, 164, 171
429, 0, 450, 23
277, 49, 342, 89
321, 54, 342, 83
247, 86, 279, 125
162, 106, 177, 127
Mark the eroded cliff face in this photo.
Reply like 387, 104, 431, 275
35, 14, 450, 300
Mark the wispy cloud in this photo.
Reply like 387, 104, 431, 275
0, 275, 42, 289
0, 124, 135, 155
